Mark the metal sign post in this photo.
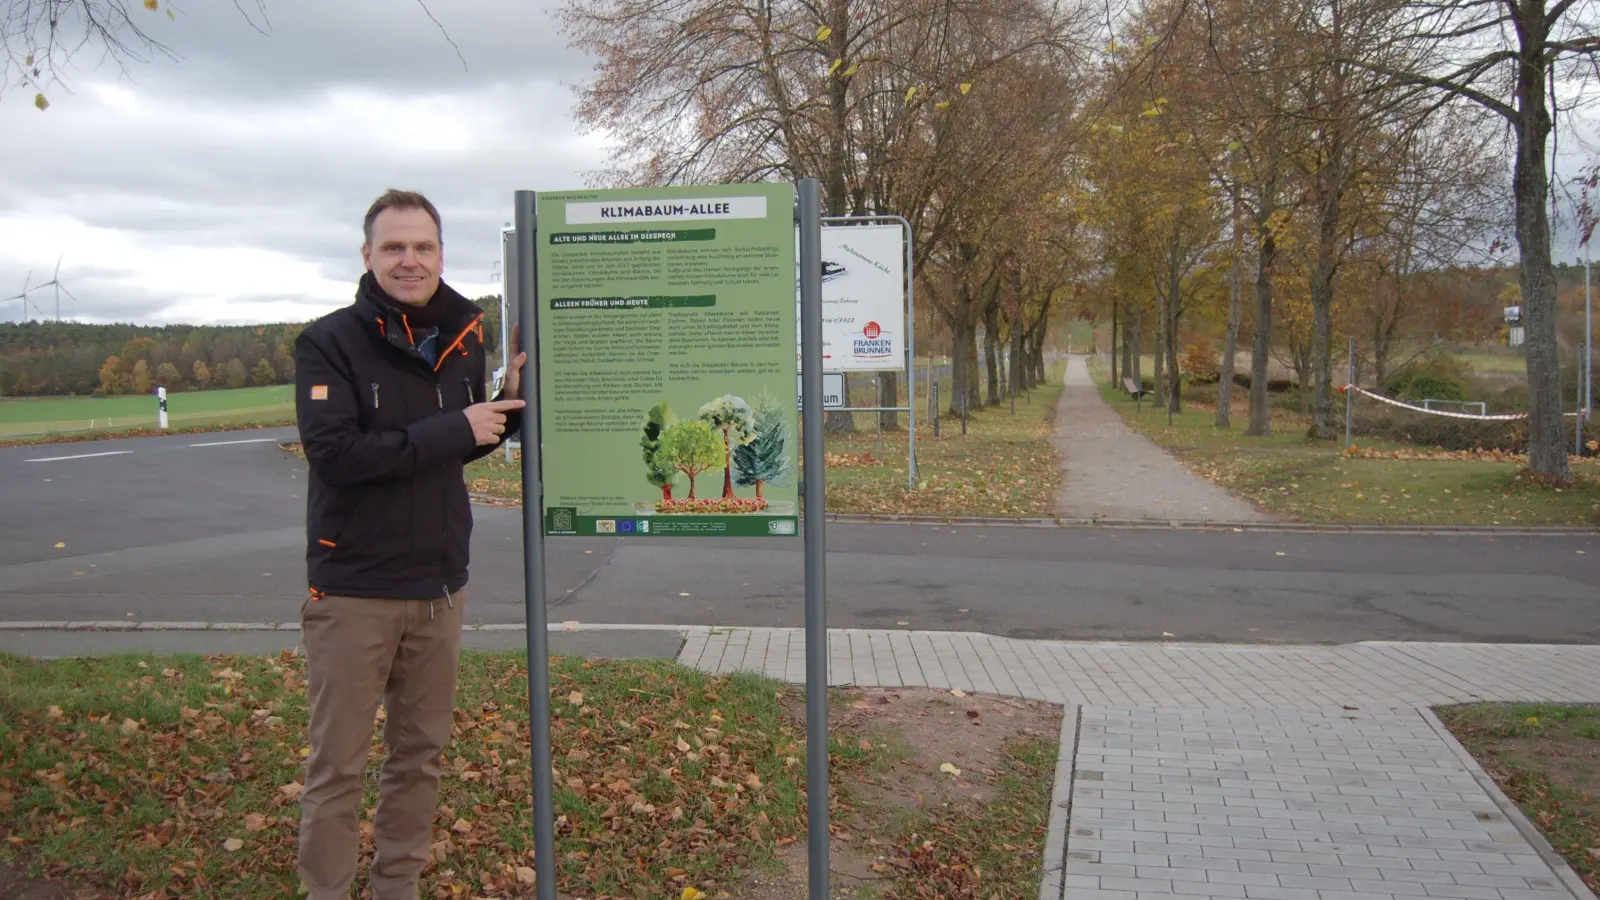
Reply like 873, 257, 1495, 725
512, 190, 557, 900
797, 177, 831, 900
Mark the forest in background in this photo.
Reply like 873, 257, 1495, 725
0, 296, 504, 398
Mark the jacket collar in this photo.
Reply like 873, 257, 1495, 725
354, 272, 481, 363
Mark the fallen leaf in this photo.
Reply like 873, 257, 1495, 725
939, 762, 962, 777
950, 689, 967, 698
1162, 631, 1175, 637
54, 542, 65, 549
568, 691, 584, 706
517, 866, 537, 884
279, 782, 304, 800
119, 718, 140, 735
681, 888, 707, 900
223, 837, 243, 851
46, 705, 62, 719
243, 813, 268, 833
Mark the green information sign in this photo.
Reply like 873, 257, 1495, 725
534, 184, 799, 538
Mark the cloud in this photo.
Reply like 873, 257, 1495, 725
0, 0, 612, 326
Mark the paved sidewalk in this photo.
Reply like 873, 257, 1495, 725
1054, 356, 1269, 522
679, 627, 1600, 900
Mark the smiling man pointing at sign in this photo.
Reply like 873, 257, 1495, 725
291, 189, 526, 900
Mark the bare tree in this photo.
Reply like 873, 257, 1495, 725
1346, 0, 1600, 478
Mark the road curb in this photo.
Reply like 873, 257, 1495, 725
1419, 706, 1600, 900
1038, 704, 1080, 900
458, 494, 1598, 535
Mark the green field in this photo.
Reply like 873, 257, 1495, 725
0, 386, 295, 438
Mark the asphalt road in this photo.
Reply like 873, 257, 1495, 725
2, 428, 1596, 644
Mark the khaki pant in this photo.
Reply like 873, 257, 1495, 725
298, 590, 465, 900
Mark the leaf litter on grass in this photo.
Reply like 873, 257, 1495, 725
1436, 704, 1600, 895
0, 655, 1061, 899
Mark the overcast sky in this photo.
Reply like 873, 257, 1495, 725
2, 1, 1595, 327
0, 0, 607, 326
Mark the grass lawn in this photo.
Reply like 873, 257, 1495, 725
1435, 703, 1599, 896
0, 651, 1058, 899
1091, 367, 1600, 527
458, 382, 1066, 519
0, 385, 295, 440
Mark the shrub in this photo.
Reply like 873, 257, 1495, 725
1181, 343, 1221, 384
654, 497, 770, 515
1385, 353, 1470, 403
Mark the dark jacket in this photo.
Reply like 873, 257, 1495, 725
293, 273, 518, 599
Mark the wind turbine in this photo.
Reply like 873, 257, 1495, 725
1, 271, 41, 323
31, 256, 78, 321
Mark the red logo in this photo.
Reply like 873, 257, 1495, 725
863, 321, 881, 339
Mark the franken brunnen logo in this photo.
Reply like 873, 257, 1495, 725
852, 320, 893, 362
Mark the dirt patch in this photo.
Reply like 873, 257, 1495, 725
737, 686, 1063, 898
1436, 703, 1599, 895
0, 864, 105, 900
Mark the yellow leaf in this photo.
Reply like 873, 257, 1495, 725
950, 688, 967, 698
939, 762, 961, 777
905, 86, 918, 102
828, 58, 842, 74
144, 0, 158, 9
1108, 124, 1124, 133
936, 100, 950, 109
223, 837, 243, 851
843, 63, 858, 76
682, 889, 707, 900
54, 541, 65, 549
167, 7, 176, 19
958, 82, 972, 94
568, 691, 583, 706
816, 25, 832, 41
676, 737, 691, 752
23, 54, 32, 67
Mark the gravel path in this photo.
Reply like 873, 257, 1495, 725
1053, 356, 1269, 522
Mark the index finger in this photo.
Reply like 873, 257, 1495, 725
483, 399, 526, 411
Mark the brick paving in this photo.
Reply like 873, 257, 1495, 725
676, 627, 1600, 900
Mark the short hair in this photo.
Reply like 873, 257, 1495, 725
363, 189, 443, 244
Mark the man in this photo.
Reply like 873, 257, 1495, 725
292, 189, 527, 899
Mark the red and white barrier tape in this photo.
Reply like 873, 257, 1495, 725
1340, 384, 1590, 421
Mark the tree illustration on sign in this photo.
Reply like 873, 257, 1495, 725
640, 400, 680, 499
656, 420, 723, 499
734, 390, 791, 500
699, 394, 756, 499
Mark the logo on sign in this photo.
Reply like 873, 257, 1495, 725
768, 520, 797, 535
852, 320, 893, 360
618, 520, 636, 534
596, 519, 616, 534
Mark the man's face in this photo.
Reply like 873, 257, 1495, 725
362, 206, 442, 307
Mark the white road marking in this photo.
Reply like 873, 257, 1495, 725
24, 451, 134, 463
187, 438, 280, 448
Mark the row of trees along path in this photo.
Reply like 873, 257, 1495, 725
1054, 357, 1270, 522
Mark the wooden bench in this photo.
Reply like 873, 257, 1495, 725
1122, 377, 1152, 405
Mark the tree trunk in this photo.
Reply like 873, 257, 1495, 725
1110, 299, 1119, 381
1129, 304, 1143, 386
1217, 191, 1243, 429
983, 301, 1001, 406
1153, 281, 1167, 409
1310, 167, 1341, 440
1121, 309, 1133, 381
878, 371, 899, 431
1166, 227, 1184, 416
824, 372, 853, 433
1011, 324, 1027, 394
1512, 0, 1570, 480
1248, 232, 1276, 436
